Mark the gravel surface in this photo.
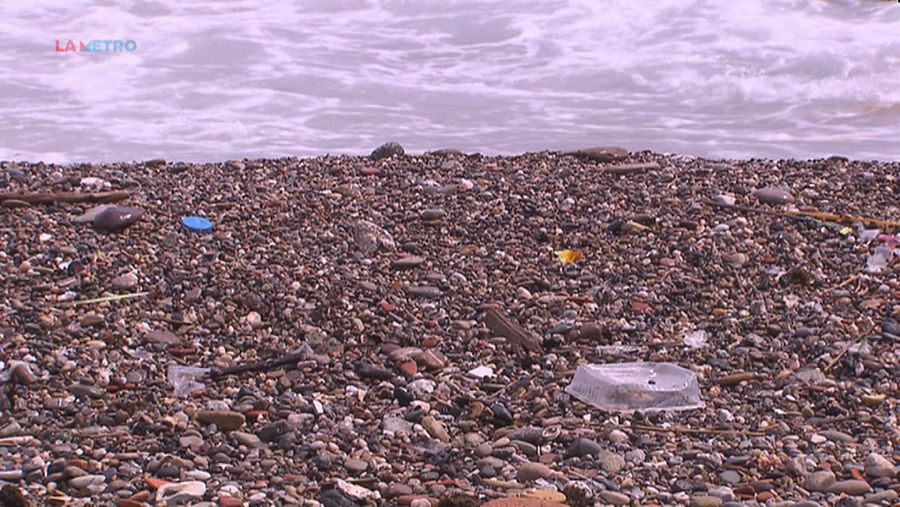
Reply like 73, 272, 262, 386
0, 148, 897, 506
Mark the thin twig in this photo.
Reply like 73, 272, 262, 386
62, 292, 148, 306
823, 321, 873, 373
704, 199, 900, 229
210, 351, 306, 379
786, 210, 900, 229
485, 373, 536, 402
824, 339, 857, 373
826, 274, 861, 292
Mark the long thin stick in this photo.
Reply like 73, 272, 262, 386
826, 274, 861, 292
823, 340, 856, 373
210, 351, 307, 379
705, 199, 900, 229
0, 190, 131, 205
786, 210, 900, 229
62, 292, 148, 306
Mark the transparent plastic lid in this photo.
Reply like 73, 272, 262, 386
565, 362, 704, 412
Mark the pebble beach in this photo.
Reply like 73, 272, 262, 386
0, 147, 897, 506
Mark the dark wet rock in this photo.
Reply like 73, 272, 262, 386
407, 286, 442, 299
258, 420, 290, 443
392, 256, 425, 269
567, 438, 602, 458
507, 426, 542, 445
91, 206, 143, 233
370, 142, 405, 160
430, 148, 463, 156
357, 362, 395, 381
490, 402, 513, 426
421, 208, 446, 221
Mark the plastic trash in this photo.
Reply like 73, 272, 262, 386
182, 216, 214, 233
866, 246, 893, 273
555, 249, 583, 264
858, 228, 881, 242
80, 177, 108, 188
548, 309, 578, 335
878, 234, 898, 246
683, 330, 708, 349
467, 366, 494, 379
565, 362, 704, 412
168, 365, 210, 397
596, 344, 641, 355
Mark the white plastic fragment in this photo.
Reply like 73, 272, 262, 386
683, 330, 708, 349
79, 177, 108, 188
467, 366, 494, 379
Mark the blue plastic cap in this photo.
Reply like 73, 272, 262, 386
182, 216, 214, 233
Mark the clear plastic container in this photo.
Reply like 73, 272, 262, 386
168, 365, 210, 397
866, 246, 893, 273
565, 362, 704, 412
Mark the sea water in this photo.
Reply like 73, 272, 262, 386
0, 0, 898, 163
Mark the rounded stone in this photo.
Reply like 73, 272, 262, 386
92, 206, 143, 233
753, 187, 794, 205
517, 461, 551, 481
690, 495, 723, 507
196, 410, 246, 431
608, 429, 629, 444
599, 491, 631, 505
828, 480, 871, 496
567, 437, 601, 458
803, 470, 836, 492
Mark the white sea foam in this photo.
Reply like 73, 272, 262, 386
0, 0, 898, 163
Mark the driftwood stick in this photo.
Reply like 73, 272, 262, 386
62, 292, 149, 306
705, 199, 900, 229
210, 351, 306, 379
785, 210, 900, 229
0, 190, 130, 205
482, 308, 543, 353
